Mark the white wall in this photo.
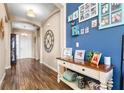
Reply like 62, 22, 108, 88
35, 30, 40, 60
0, 4, 11, 86
4, 21, 11, 69
42, 11, 61, 71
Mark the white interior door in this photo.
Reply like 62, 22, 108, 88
17, 34, 33, 59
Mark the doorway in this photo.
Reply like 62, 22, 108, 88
16, 34, 34, 59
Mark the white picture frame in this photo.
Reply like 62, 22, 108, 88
85, 27, 90, 34
91, 19, 97, 28
63, 48, 72, 58
74, 50, 85, 60
73, 10, 79, 20
68, 15, 73, 22
80, 28, 85, 35
79, 3, 98, 23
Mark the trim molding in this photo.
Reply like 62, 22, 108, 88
42, 62, 57, 72
5, 66, 11, 69
0, 73, 6, 89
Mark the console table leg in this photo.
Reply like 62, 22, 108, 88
57, 74, 60, 83
107, 79, 113, 90
100, 82, 107, 90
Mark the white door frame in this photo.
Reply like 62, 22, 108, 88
54, 3, 66, 57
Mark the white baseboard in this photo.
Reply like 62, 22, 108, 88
40, 61, 43, 63
0, 73, 6, 89
42, 62, 57, 72
5, 65, 11, 69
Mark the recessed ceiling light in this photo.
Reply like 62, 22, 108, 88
27, 9, 36, 18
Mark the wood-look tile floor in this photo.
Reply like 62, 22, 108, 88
1, 58, 72, 90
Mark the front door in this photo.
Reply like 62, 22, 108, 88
17, 34, 33, 59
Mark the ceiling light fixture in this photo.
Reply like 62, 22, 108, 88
27, 9, 36, 18
21, 33, 28, 36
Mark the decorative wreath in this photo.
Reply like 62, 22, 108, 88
44, 30, 54, 53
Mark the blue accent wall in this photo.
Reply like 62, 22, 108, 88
66, 3, 124, 90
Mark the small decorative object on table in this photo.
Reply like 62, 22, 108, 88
91, 52, 102, 66
86, 50, 94, 62
63, 48, 73, 59
74, 50, 85, 61
104, 56, 111, 66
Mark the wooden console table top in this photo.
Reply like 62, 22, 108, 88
56, 57, 113, 73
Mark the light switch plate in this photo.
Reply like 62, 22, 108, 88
76, 42, 79, 48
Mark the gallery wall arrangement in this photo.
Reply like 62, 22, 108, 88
66, 3, 124, 90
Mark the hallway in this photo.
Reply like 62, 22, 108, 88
1, 59, 71, 90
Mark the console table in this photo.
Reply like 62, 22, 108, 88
56, 57, 113, 90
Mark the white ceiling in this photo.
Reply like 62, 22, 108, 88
12, 22, 37, 31
6, 3, 58, 31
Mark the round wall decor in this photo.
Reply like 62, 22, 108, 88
44, 30, 54, 53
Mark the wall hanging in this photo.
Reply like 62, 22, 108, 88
0, 18, 4, 39
80, 28, 85, 35
73, 10, 79, 20
68, 14, 73, 22
72, 25, 80, 36
44, 30, 54, 53
99, 3, 124, 29
78, 3, 98, 23
91, 19, 98, 28
85, 27, 90, 34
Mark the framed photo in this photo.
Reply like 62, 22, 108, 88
99, 3, 124, 29
79, 3, 98, 23
111, 3, 121, 12
79, 4, 85, 22
68, 15, 73, 22
111, 11, 122, 24
73, 10, 79, 20
91, 7, 98, 18
74, 50, 85, 60
101, 15, 109, 26
91, 3, 96, 8
91, 19, 97, 28
85, 10, 90, 19
85, 27, 89, 34
101, 3, 109, 15
91, 52, 102, 66
63, 48, 72, 58
80, 28, 85, 35
72, 25, 80, 36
